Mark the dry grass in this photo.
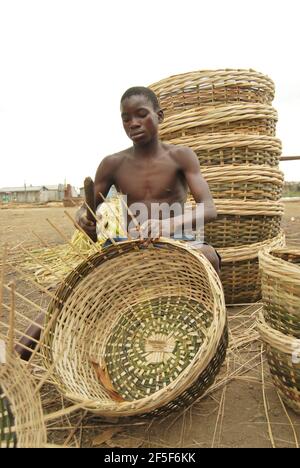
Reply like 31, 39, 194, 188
1, 203, 300, 448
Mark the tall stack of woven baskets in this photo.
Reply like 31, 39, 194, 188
150, 69, 285, 304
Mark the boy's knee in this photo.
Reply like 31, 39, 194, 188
198, 244, 220, 275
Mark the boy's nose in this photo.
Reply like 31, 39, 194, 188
129, 118, 141, 128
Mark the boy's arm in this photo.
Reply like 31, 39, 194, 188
171, 147, 217, 234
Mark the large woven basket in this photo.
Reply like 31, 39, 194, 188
159, 104, 277, 140
42, 239, 227, 418
164, 134, 281, 167
259, 248, 300, 338
0, 354, 46, 448
206, 200, 283, 248
219, 232, 285, 304
257, 313, 300, 414
150, 69, 275, 111
201, 165, 284, 201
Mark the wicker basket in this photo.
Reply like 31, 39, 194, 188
206, 200, 283, 248
201, 165, 284, 201
0, 355, 46, 448
150, 69, 275, 111
259, 248, 300, 338
219, 232, 285, 304
42, 239, 227, 418
159, 104, 277, 140
257, 313, 300, 414
164, 134, 281, 167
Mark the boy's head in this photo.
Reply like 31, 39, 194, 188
120, 87, 164, 145
120, 86, 160, 111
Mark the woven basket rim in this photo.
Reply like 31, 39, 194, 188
201, 165, 284, 185
164, 133, 282, 151
213, 199, 284, 216
257, 312, 300, 354
219, 231, 285, 261
150, 69, 275, 91
188, 198, 284, 216
259, 248, 300, 284
159, 103, 278, 137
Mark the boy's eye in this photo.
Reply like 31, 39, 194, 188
138, 110, 148, 118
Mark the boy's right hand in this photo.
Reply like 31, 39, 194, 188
78, 212, 97, 241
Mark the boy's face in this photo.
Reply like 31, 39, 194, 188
121, 95, 163, 145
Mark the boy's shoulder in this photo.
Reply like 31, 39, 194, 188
163, 142, 197, 164
98, 148, 132, 169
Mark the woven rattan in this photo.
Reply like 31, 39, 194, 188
159, 104, 277, 140
164, 134, 281, 167
219, 232, 285, 304
0, 354, 46, 448
259, 248, 300, 338
257, 313, 300, 414
150, 69, 275, 111
207, 200, 283, 248
200, 165, 284, 201
186, 198, 283, 248
42, 239, 227, 418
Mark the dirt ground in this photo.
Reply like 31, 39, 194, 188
0, 201, 299, 448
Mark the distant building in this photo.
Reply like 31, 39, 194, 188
0, 184, 65, 203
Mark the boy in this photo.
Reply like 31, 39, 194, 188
78, 86, 220, 272
16, 86, 220, 360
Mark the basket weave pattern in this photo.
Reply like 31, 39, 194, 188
0, 356, 46, 448
260, 249, 300, 338
165, 134, 281, 167
201, 166, 284, 201
43, 240, 227, 417
150, 68, 284, 303
257, 314, 300, 414
159, 104, 277, 140
187, 199, 284, 248
150, 69, 275, 110
219, 232, 285, 304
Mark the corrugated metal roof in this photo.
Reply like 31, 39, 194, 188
0, 184, 64, 193
0, 186, 44, 192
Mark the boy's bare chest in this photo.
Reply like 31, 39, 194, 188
114, 157, 183, 200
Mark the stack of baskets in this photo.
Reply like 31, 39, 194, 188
0, 353, 46, 448
150, 69, 285, 303
257, 248, 300, 413
43, 239, 228, 417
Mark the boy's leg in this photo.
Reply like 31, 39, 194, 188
15, 312, 45, 361
188, 241, 221, 276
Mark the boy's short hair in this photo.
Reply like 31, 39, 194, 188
121, 87, 160, 111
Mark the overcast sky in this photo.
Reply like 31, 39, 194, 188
0, 0, 299, 188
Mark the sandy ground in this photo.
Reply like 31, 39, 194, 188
0, 201, 299, 448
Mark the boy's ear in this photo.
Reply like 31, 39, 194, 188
157, 109, 164, 124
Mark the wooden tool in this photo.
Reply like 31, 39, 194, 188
84, 176, 97, 242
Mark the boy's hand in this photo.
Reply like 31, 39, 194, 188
78, 212, 97, 241
137, 219, 172, 246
